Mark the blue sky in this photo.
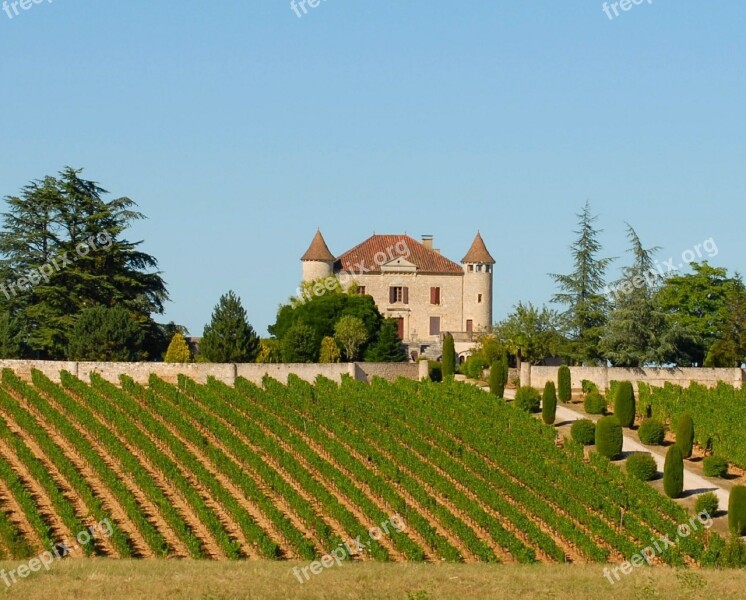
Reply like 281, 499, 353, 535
1, 1, 744, 336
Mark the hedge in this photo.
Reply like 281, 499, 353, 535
638, 419, 666, 446
558, 366, 571, 403
596, 416, 623, 460
542, 382, 557, 425
626, 453, 658, 482
663, 445, 684, 498
729, 486, 746, 536
571, 419, 596, 446
514, 387, 541, 414
613, 381, 636, 428
584, 391, 606, 415
676, 414, 695, 459
703, 456, 729, 478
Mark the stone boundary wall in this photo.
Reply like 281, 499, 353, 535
521, 364, 744, 391
0, 360, 421, 385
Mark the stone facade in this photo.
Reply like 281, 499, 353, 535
300, 232, 495, 360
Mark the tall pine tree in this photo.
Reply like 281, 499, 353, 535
550, 202, 613, 365
600, 225, 670, 366
200, 291, 260, 363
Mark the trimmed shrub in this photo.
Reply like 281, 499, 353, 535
164, 333, 191, 363
638, 419, 666, 446
489, 361, 506, 398
428, 361, 442, 382
542, 382, 557, 425
663, 445, 685, 498
596, 416, 623, 460
676, 414, 695, 459
695, 492, 719, 518
703, 456, 729, 478
442, 334, 456, 380
626, 453, 658, 482
613, 381, 636, 428
584, 391, 606, 415
730, 486, 746, 536
515, 386, 541, 414
558, 366, 571, 403
571, 419, 596, 446
581, 379, 598, 394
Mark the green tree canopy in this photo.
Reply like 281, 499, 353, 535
0, 167, 168, 359
164, 333, 192, 363
656, 263, 745, 366
334, 315, 368, 362
270, 289, 383, 359
67, 306, 147, 361
600, 226, 671, 367
364, 318, 407, 362
200, 291, 260, 363
281, 322, 317, 363
494, 302, 563, 365
550, 202, 614, 364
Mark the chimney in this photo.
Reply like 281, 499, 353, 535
421, 235, 433, 250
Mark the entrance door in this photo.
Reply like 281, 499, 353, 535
396, 318, 404, 340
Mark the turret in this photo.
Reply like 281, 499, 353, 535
461, 232, 495, 333
301, 229, 335, 283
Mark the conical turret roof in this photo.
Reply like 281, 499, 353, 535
301, 229, 335, 262
461, 232, 495, 264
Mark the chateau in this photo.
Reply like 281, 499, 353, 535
300, 231, 495, 360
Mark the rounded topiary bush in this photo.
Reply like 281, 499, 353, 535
558, 365, 571, 403
638, 419, 666, 446
542, 381, 557, 425
596, 416, 623, 460
613, 381, 636, 428
695, 492, 719, 518
676, 414, 695, 459
581, 379, 598, 394
571, 419, 596, 446
584, 391, 606, 415
703, 456, 729, 478
730, 485, 746, 536
515, 386, 541, 413
663, 444, 685, 498
626, 453, 658, 481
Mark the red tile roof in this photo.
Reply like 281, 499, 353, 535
301, 230, 335, 261
462, 232, 495, 264
335, 235, 463, 275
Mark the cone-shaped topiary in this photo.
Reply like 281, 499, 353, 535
489, 361, 506, 398
676, 414, 695, 459
542, 381, 557, 425
663, 444, 684, 498
164, 333, 191, 363
558, 365, 571, 403
596, 416, 623, 460
730, 485, 746, 536
319, 336, 341, 363
613, 381, 636, 428
442, 334, 456, 380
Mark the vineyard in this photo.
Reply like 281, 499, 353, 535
0, 368, 733, 565
638, 381, 746, 469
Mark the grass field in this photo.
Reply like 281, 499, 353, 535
0, 560, 743, 599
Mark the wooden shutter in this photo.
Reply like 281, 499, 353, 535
403, 287, 409, 304
389, 287, 396, 303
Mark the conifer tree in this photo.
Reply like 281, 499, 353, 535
201, 291, 260, 363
